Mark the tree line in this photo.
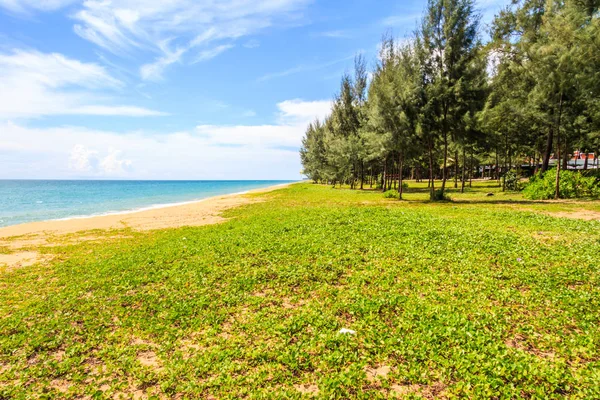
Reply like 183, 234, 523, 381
300, 0, 600, 200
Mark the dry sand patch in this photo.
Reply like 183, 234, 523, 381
549, 210, 600, 221
294, 384, 319, 395
138, 351, 161, 369
0, 251, 50, 271
390, 382, 447, 399
365, 365, 392, 383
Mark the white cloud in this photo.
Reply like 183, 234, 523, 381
68, 145, 132, 175
140, 46, 186, 81
194, 99, 331, 148
277, 99, 332, 124
258, 55, 355, 82
0, 99, 331, 179
192, 44, 234, 64
69, 144, 98, 172
100, 149, 133, 174
71, 0, 312, 79
313, 30, 351, 39
0, 50, 165, 119
72, 105, 166, 117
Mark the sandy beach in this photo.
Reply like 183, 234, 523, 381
0, 182, 293, 270
0, 182, 293, 239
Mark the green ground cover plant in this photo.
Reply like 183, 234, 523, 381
1, 182, 600, 399
523, 170, 600, 200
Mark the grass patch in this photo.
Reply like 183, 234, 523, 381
1, 181, 599, 398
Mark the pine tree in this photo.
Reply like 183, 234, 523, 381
417, 0, 483, 199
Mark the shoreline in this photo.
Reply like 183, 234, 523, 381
0, 182, 295, 239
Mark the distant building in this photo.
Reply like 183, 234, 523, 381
549, 151, 598, 169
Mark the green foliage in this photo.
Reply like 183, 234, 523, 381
431, 188, 451, 201
581, 168, 600, 179
523, 170, 600, 199
504, 170, 522, 191
383, 189, 398, 198
2, 183, 600, 398
383, 184, 408, 199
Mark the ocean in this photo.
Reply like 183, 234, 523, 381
0, 180, 295, 228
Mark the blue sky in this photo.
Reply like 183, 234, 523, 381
0, 0, 509, 180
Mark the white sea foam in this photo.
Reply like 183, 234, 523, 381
49, 190, 253, 222
1, 181, 296, 228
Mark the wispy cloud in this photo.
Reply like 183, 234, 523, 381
193, 44, 235, 64
312, 30, 352, 39
257, 54, 356, 82
0, 50, 165, 119
67, 0, 313, 80
140, 46, 187, 81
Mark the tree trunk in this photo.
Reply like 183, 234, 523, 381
454, 150, 459, 189
398, 152, 404, 200
393, 162, 397, 190
495, 149, 500, 185
555, 94, 564, 200
440, 131, 448, 197
584, 152, 589, 170
503, 132, 509, 192
542, 126, 554, 173
461, 147, 466, 193
469, 150, 473, 188
428, 139, 435, 199
360, 162, 364, 190
382, 159, 387, 192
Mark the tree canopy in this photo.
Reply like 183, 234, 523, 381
300, 0, 600, 200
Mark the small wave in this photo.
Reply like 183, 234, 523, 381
50, 190, 254, 222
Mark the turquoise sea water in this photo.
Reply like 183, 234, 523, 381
0, 180, 295, 228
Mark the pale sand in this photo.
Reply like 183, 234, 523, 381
0, 182, 293, 239
0, 182, 294, 270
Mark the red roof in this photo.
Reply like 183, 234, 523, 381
572, 151, 596, 160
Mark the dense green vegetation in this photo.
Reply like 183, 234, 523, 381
524, 169, 600, 200
300, 0, 600, 200
1, 183, 600, 399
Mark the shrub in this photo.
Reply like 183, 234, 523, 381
383, 184, 409, 199
431, 189, 450, 201
383, 190, 398, 199
523, 169, 600, 199
504, 170, 522, 191
581, 168, 600, 179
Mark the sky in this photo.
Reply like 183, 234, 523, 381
0, 0, 510, 180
